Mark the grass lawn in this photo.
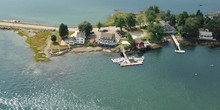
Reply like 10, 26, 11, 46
17, 30, 52, 62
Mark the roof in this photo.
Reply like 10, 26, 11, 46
76, 32, 86, 38
101, 32, 115, 38
135, 38, 143, 43
60, 40, 68, 46
199, 31, 213, 36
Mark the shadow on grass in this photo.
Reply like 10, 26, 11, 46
53, 42, 59, 45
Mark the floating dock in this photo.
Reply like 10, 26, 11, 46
111, 47, 144, 67
171, 35, 185, 53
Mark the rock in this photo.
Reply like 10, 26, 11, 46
102, 49, 112, 53
151, 43, 162, 49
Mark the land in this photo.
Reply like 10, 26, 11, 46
1, 6, 219, 62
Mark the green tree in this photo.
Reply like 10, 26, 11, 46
177, 11, 189, 26
78, 21, 93, 36
125, 33, 136, 48
213, 18, 220, 39
169, 15, 176, 26
51, 35, 57, 42
59, 23, 69, 40
154, 5, 160, 13
182, 17, 200, 38
126, 13, 136, 29
114, 16, 126, 31
136, 14, 144, 25
147, 24, 164, 41
97, 21, 102, 31
146, 10, 156, 23
204, 19, 216, 31
196, 10, 203, 16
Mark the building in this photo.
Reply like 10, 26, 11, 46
99, 33, 118, 46
199, 30, 216, 41
75, 32, 86, 44
160, 21, 176, 34
135, 38, 145, 49
65, 36, 76, 45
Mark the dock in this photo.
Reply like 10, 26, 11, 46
119, 47, 143, 67
171, 35, 185, 53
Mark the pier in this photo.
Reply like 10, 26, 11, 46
171, 35, 185, 53
119, 47, 143, 67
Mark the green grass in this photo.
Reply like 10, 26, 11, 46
103, 13, 129, 26
17, 30, 52, 62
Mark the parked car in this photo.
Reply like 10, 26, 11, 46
90, 32, 95, 36
101, 29, 108, 32
116, 30, 125, 38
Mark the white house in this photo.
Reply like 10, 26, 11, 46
199, 31, 216, 41
160, 21, 176, 34
74, 32, 86, 44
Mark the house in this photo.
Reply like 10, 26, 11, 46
160, 21, 176, 34
65, 36, 76, 45
74, 32, 86, 44
99, 32, 118, 46
135, 38, 145, 49
199, 30, 216, 41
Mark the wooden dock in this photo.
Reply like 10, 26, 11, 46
120, 47, 143, 67
171, 35, 185, 53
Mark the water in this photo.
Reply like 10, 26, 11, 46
1, 30, 220, 109
0, 0, 219, 26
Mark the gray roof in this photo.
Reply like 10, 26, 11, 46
101, 32, 115, 38
199, 31, 213, 36
135, 38, 143, 43
76, 32, 86, 38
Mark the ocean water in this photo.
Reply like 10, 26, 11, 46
0, 0, 219, 26
1, 30, 220, 109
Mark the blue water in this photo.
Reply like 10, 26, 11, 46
0, 0, 219, 26
1, 30, 220, 109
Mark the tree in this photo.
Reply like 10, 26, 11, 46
213, 18, 220, 39
136, 14, 144, 25
177, 11, 189, 26
154, 5, 160, 13
182, 17, 200, 38
146, 10, 156, 23
126, 13, 136, 29
51, 35, 57, 42
204, 19, 216, 31
59, 23, 69, 40
125, 33, 136, 48
78, 21, 93, 36
196, 10, 203, 16
97, 21, 102, 31
147, 24, 164, 41
114, 16, 126, 31
169, 15, 176, 26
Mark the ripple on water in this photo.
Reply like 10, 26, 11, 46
0, 85, 111, 109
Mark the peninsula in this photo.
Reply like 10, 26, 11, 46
1, 5, 220, 62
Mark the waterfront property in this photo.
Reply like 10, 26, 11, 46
65, 36, 76, 45
135, 38, 145, 49
199, 30, 216, 41
74, 32, 86, 44
99, 32, 118, 46
160, 21, 176, 34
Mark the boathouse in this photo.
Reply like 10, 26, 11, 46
135, 38, 145, 48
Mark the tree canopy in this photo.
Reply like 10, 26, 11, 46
147, 24, 164, 41
51, 35, 57, 42
126, 13, 136, 29
169, 15, 176, 26
59, 23, 69, 40
78, 21, 93, 36
177, 11, 189, 26
136, 14, 144, 25
97, 21, 102, 30
114, 16, 126, 31
182, 17, 200, 38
